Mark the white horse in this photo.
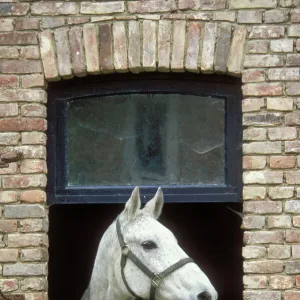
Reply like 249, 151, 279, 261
81, 187, 218, 300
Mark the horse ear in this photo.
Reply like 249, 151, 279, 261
123, 186, 141, 221
143, 187, 164, 219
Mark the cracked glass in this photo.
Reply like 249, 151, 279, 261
67, 94, 225, 186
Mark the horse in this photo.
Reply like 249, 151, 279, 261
81, 187, 218, 300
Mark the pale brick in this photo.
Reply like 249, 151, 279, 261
22, 74, 45, 89
213, 11, 236, 22
242, 83, 283, 97
20, 249, 48, 262
80, 2, 124, 14
243, 142, 281, 154
244, 201, 282, 214
243, 186, 266, 200
237, 10, 263, 24
292, 245, 300, 259
269, 187, 294, 199
265, 9, 289, 23
0, 163, 17, 175
286, 230, 300, 243
247, 40, 269, 54
267, 97, 294, 110
287, 83, 300, 96
244, 55, 284, 67
127, 21, 141, 74
295, 216, 300, 227
113, 22, 128, 73
0, 103, 18, 117
0, 46, 18, 59
143, 21, 156, 71
19, 47, 39, 60
128, 0, 176, 13
268, 216, 292, 229
230, 0, 277, 9
0, 278, 18, 292
243, 171, 283, 184
201, 23, 217, 73
270, 39, 293, 53
242, 246, 267, 259
243, 275, 268, 289
284, 291, 300, 300
6, 145, 45, 159
288, 24, 300, 37
0, 3, 29, 16
185, 22, 201, 72
0, 133, 19, 146
242, 70, 265, 83
244, 260, 284, 273
269, 276, 294, 289
285, 200, 300, 213
286, 261, 300, 274
285, 171, 300, 184
0, 89, 47, 103
20, 219, 48, 233
20, 190, 46, 203
280, 0, 300, 7
21, 104, 46, 118
0, 19, 14, 31
249, 26, 285, 39
0, 249, 18, 262
244, 291, 281, 300
291, 9, 300, 22
20, 159, 46, 174
286, 141, 300, 153
31, 2, 78, 15
4, 204, 46, 219
243, 215, 265, 229
297, 39, 300, 51
3, 263, 47, 276
42, 17, 64, 30
285, 111, 300, 125
2, 174, 47, 189
171, 21, 186, 72
268, 128, 297, 140
243, 156, 266, 169
296, 187, 300, 197
287, 54, 300, 66
158, 20, 171, 72
7, 233, 48, 247
0, 75, 18, 88
22, 132, 46, 145
0, 191, 18, 204
21, 278, 47, 291
242, 98, 264, 112
15, 19, 40, 31
187, 12, 212, 20
0, 220, 17, 233
243, 128, 267, 141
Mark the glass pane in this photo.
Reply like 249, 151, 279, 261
67, 94, 225, 186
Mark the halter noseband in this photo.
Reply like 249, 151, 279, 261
116, 217, 194, 300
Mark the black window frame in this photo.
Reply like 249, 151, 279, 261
47, 73, 242, 205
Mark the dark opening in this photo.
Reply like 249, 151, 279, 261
48, 202, 243, 300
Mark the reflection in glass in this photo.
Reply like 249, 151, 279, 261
67, 94, 225, 186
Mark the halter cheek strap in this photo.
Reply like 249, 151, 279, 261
116, 218, 194, 300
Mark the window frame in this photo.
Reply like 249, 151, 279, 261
47, 73, 242, 205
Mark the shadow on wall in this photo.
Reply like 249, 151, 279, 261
48, 203, 243, 300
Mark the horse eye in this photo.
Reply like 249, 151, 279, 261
142, 241, 158, 250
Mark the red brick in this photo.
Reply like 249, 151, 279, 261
0, 75, 18, 88
0, 60, 42, 74
294, 216, 300, 227
0, 220, 17, 233
15, 18, 40, 31
296, 275, 300, 288
270, 156, 296, 169
20, 46, 39, 59
242, 83, 283, 96
2, 174, 47, 189
0, 46, 18, 59
0, 32, 37, 45
22, 74, 45, 88
0, 3, 29, 16
20, 190, 46, 203
243, 156, 266, 169
0, 118, 46, 132
284, 291, 300, 300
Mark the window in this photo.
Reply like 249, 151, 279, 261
47, 73, 242, 204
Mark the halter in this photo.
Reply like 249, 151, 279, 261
116, 217, 194, 300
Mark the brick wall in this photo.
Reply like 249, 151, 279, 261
0, 0, 300, 299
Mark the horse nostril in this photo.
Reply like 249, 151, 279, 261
197, 291, 212, 300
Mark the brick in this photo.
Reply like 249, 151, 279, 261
97, 24, 113, 74
0, 19, 14, 31
21, 278, 47, 291
185, 22, 201, 72
127, 21, 141, 73
297, 275, 300, 288
244, 260, 284, 273
285, 200, 300, 213
268, 246, 291, 260
80, 2, 124, 14
268, 128, 297, 140
128, 0, 176, 13
83, 24, 100, 74
22, 74, 45, 89
243, 141, 281, 154
227, 26, 247, 75
0, 103, 18, 117
178, 0, 198, 10
285, 111, 300, 125
143, 21, 156, 71
0, 249, 18, 262
215, 23, 232, 73
284, 291, 300, 300
20, 219, 48, 233
0, 3, 29, 16
242, 70, 265, 83
242, 98, 264, 112
31, 2, 78, 15
7, 233, 48, 248
20, 249, 48, 262
286, 230, 300, 243
0, 46, 18, 59
244, 201, 282, 214
8, 145, 45, 159
243, 215, 265, 229
247, 40, 269, 54
287, 54, 300, 66
20, 46, 39, 60
269, 187, 294, 199
3, 263, 47, 276
15, 18, 40, 31
243, 186, 266, 200
20, 190, 46, 203
286, 141, 300, 153
0, 220, 17, 233
230, 0, 277, 9
243, 171, 283, 184
237, 10, 263, 24
291, 9, 300, 22
243, 128, 267, 141
171, 21, 186, 72
293, 245, 300, 259
268, 68, 300, 81
296, 187, 300, 197
269, 276, 294, 289
22, 132, 46, 145
243, 156, 266, 169
41, 17, 64, 29
20, 159, 46, 174
0, 191, 18, 203
286, 261, 300, 274
244, 55, 284, 67
267, 97, 295, 111
158, 20, 171, 72
243, 275, 268, 289
280, 0, 300, 7
0, 32, 37, 45
285, 171, 300, 184
199, 0, 226, 9
244, 291, 281, 300
242, 83, 283, 96
0, 279, 18, 292
270, 39, 293, 53
21, 104, 46, 118
268, 216, 292, 229
187, 12, 212, 20
0, 118, 46, 132
242, 246, 266, 259
39, 30, 59, 80
0, 60, 42, 74
113, 22, 128, 73
201, 23, 217, 73
213, 11, 236, 22
69, 26, 86, 77
67, 17, 90, 25
288, 24, 300, 37
0, 163, 17, 175
265, 9, 289, 23
249, 26, 284, 39
2, 174, 47, 189
0, 133, 19, 146
4, 204, 46, 219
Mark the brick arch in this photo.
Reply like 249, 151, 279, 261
39, 21, 247, 80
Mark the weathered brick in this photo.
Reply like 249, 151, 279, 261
3, 263, 47, 276
31, 2, 78, 15
0, 3, 29, 16
199, 0, 226, 9
22, 132, 46, 145
269, 187, 294, 199
0, 19, 14, 31
21, 104, 46, 118
244, 55, 284, 67
0, 191, 18, 203
288, 24, 300, 37
265, 9, 289, 23
185, 22, 201, 72
20, 46, 39, 60
20, 190, 46, 203
242, 98, 264, 112
243, 275, 268, 289
286, 141, 300, 153
0, 133, 19, 146
7, 233, 48, 247
128, 0, 176, 13
269, 68, 300, 81
15, 18, 40, 31
243, 246, 267, 259
297, 275, 300, 288
0, 249, 18, 262
7, 145, 45, 159
285, 261, 300, 274
0, 103, 18, 117
201, 23, 217, 73
247, 40, 269, 54
285, 111, 300, 125
20, 219, 48, 233
113, 22, 128, 73
244, 291, 281, 300
0, 278, 18, 292
279, 0, 300, 8
291, 9, 300, 22
41, 17, 64, 29
243, 215, 265, 229
97, 23, 113, 74
270, 39, 293, 53
0, 46, 18, 59
249, 26, 284, 39
22, 74, 45, 88
268, 127, 297, 140
243, 141, 281, 154
21, 277, 47, 291
286, 230, 300, 243
285, 200, 300, 213
243, 186, 266, 200
178, 0, 198, 10
81, 2, 124, 14
269, 276, 294, 289
242, 70, 265, 83
143, 21, 156, 71
20, 248, 48, 262
292, 245, 300, 259
230, 0, 277, 9
284, 291, 300, 300
268, 245, 291, 259
2, 174, 47, 189
20, 159, 46, 174
158, 20, 171, 72
0, 220, 17, 233
0, 163, 18, 175
244, 201, 282, 214
0, 32, 37, 45
268, 216, 292, 229
244, 260, 284, 273
243, 171, 283, 184
171, 21, 186, 72
243, 156, 266, 169
285, 171, 300, 184
213, 11, 236, 22
4, 204, 46, 219
67, 17, 90, 25
0, 60, 42, 74
0, 118, 46, 132
242, 83, 283, 96
237, 10, 263, 24
287, 54, 300, 66
244, 128, 267, 141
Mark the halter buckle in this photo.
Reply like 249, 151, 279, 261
121, 244, 130, 255
151, 274, 163, 287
